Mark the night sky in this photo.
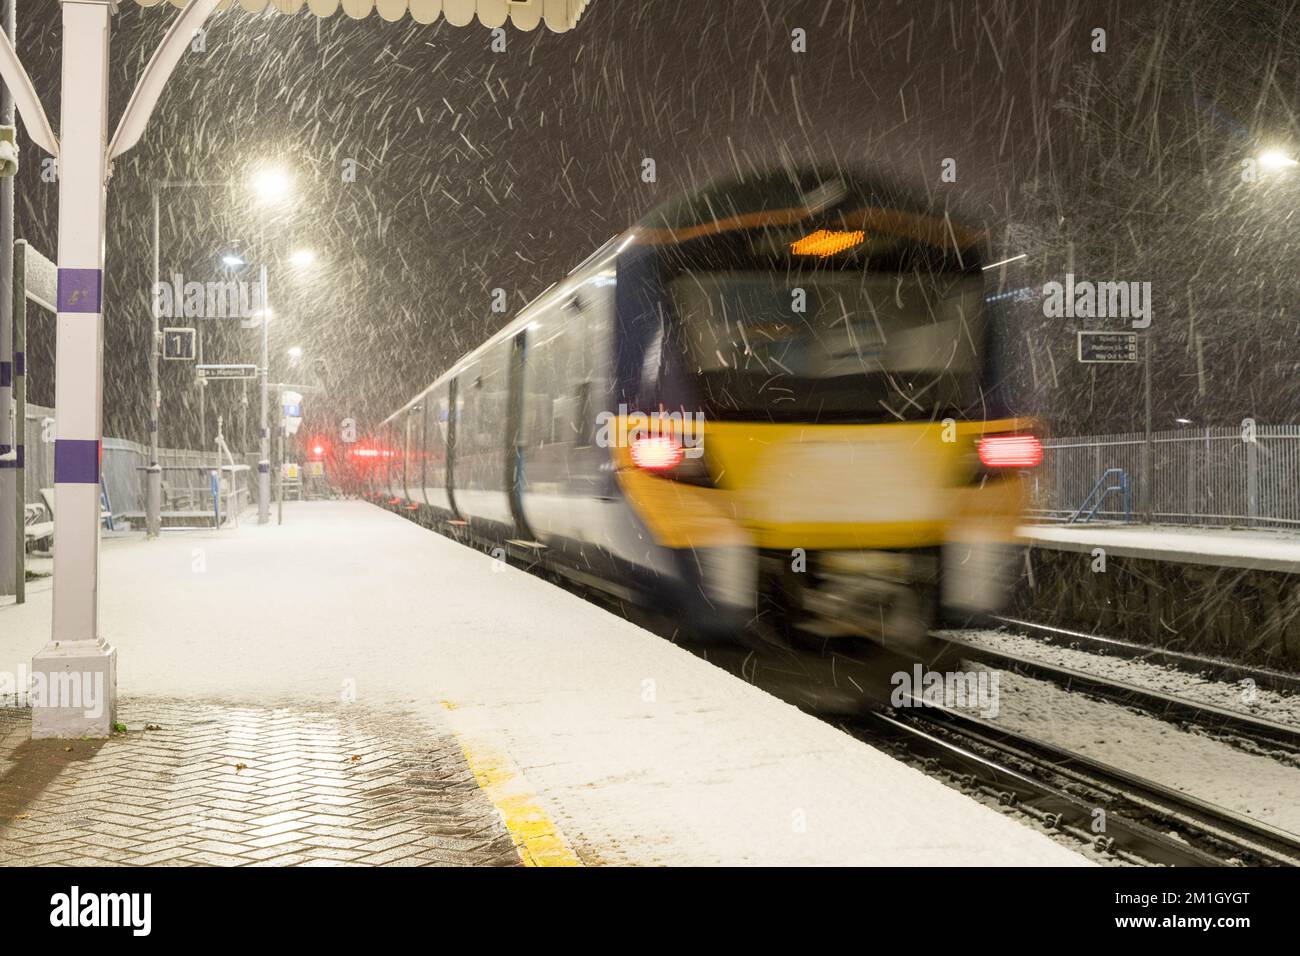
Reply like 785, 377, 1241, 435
8, 0, 1299, 444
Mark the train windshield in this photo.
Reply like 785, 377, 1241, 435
669, 270, 986, 423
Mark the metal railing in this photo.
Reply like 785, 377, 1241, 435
1067, 468, 1131, 524
22, 404, 255, 525
1029, 425, 1300, 528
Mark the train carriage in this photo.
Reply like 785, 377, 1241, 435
370, 168, 1038, 646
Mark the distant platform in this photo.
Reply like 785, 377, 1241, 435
1020, 523, 1300, 573
0, 500, 1084, 866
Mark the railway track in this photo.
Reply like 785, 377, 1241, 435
859, 704, 1300, 867
933, 629, 1300, 758
989, 616, 1300, 695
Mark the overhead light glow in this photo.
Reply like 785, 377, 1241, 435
289, 249, 316, 268
222, 254, 245, 267
251, 167, 292, 204
1258, 150, 1299, 170
790, 229, 865, 258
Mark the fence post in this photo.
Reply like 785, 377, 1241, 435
1246, 434, 1259, 526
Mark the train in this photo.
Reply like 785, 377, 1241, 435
362, 167, 1040, 649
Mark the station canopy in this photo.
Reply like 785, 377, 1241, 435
133, 0, 592, 31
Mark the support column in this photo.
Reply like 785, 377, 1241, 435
0, 0, 15, 599
258, 262, 269, 523
146, 191, 160, 537
12, 243, 23, 602
32, 0, 116, 739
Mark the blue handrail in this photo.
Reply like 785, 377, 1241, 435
1068, 468, 1131, 524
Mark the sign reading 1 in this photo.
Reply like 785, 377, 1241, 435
162, 327, 196, 361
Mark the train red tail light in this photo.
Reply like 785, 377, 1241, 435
978, 434, 1043, 469
630, 435, 685, 471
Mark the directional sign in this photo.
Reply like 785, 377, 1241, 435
197, 363, 258, 380
1077, 331, 1139, 364
162, 327, 196, 361
281, 390, 303, 436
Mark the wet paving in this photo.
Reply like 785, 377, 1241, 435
0, 699, 519, 867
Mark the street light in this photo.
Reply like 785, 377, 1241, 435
249, 163, 296, 525
251, 166, 292, 204
288, 345, 303, 364
288, 248, 316, 268
1258, 150, 1298, 171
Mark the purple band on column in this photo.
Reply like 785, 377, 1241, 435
13, 351, 21, 376
0, 445, 24, 470
55, 438, 101, 483
258, 462, 269, 473
57, 268, 103, 313
0, 361, 10, 387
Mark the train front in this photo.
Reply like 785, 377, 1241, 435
610, 169, 1038, 649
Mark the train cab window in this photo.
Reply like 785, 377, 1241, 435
669, 270, 985, 423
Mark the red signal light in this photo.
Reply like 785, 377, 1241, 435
630, 435, 685, 471
978, 434, 1043, 469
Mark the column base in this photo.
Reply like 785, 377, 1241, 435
146, 465, 162, 538
30, 638, 118, 739
258, 465, 270, 524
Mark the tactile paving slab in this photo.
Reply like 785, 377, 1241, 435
0, 699, 520, 867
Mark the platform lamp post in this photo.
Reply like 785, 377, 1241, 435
258, 261, 270, 522
250, 167, 292, 525
0, 0, 224, 737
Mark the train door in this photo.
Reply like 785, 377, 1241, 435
421, 389, 453, 512
451, 341, 514, 527
518, 279, 615, 545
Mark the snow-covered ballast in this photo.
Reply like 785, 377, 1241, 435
133, 0, 592, 32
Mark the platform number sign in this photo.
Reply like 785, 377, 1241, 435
162, 327, 196, 361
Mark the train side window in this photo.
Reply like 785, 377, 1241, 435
566, 294, 589, 380
573, 380, 593, 447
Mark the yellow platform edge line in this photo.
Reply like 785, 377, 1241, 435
440, 701, 582, 867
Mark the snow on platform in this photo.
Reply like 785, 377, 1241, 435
0, 501, 1084, 865
1020, 523, 1300, 572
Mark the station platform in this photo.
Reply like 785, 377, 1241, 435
1019, 523, 1300, 573
0, 501, 1084, 866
